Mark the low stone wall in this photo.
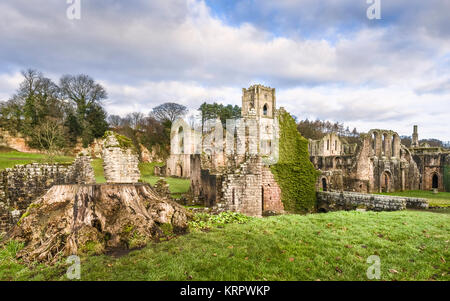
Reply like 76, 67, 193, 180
317, 191, 428, 212
0, 154, 95, 233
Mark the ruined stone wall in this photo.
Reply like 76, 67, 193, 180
317, 191, 428, 212
166, 154, 191, 178
310, 130, 421, 194
0, 154, 95, 233
413, 152, 449, 191
218, 156, 283, 217
102, 133, 140, 183
261, 166, 283, 214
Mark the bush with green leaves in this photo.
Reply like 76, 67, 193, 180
189, 211, 252, 231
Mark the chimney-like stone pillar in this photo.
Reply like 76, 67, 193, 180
412, 125, 419, 147
102, 132, 140, 183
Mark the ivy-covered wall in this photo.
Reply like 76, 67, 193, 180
270, 109, 319, 213
444, 165, 450, 192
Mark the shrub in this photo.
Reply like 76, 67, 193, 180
189, 212, 252, 231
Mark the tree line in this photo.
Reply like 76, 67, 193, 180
297, 119, 360, 144
2, 71, 446, 159
0, 69, 109, 154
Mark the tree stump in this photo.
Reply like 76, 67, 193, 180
4, 183, 191, 263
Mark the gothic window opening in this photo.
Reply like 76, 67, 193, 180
432, 174, 439, 189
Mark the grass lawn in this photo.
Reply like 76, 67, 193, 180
379, 190, 450, 207
92, 160, 190, 197
0, 150, 74, 170
139, 162, 190, 197
0, 150, 189, 197
0, 210, 448, 281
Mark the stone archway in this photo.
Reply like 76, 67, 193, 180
176, 164, 183, 177
380, 171, 392, 192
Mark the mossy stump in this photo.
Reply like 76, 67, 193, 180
4, 183, 192, 263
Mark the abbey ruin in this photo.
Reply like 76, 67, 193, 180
309, 126, 449, 193
161, 85, 285, 217
159, 84, 447, 216
1, 84, 447, 230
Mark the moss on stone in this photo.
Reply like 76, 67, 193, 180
270, 110, 319, 213
103, 131, 136, 151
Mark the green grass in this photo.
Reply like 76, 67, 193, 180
0, 150, 189, 197
92, 158, 106, 183
91, 160, 190, 197
1, 210, 448, 281
139, 162, 190, 197
379, 190, 450, 207
0, 151, 74, 170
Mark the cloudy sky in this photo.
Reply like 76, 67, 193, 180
0, 0, 449, 140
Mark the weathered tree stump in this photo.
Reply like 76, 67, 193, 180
4, 183, 191, 263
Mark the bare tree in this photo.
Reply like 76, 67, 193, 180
34, 118, 65, 163
59, 74, 107, 116
107, 114, 123, 128
125, 112, 145, 130
150, 102, 187, 123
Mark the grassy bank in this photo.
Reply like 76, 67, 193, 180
0, 150, 74, 170
379, 190, 450, 207
1, 210, 448, 281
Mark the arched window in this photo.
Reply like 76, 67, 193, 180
263, 104, 268, 116
432, 174, 439, 189
178, 126, 184, 154
322, 178, 328, 191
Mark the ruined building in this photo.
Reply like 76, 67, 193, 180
309, 126, 449, 193
163, 85, 284, 217
309, 129, 421, 193
409, 126, 450, 191
102, 131, 140, 183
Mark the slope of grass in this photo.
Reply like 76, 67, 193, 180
0, 151, 74, 170
379, 190, 450, 207
1, 210, 448, 281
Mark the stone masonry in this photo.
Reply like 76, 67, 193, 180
186, 85, 284, 217
0, 153, 95, 233
317, 191, 428, 212
102, 132, 140, 183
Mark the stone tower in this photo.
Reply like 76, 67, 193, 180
241, 84, 278, 158
242, 84, 276, 119
412, 125, 419, 147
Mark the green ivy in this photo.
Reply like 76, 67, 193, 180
270, 110, 319, 213
444, 165, 450, 192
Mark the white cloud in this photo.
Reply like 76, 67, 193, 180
0, 0, 448, 140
